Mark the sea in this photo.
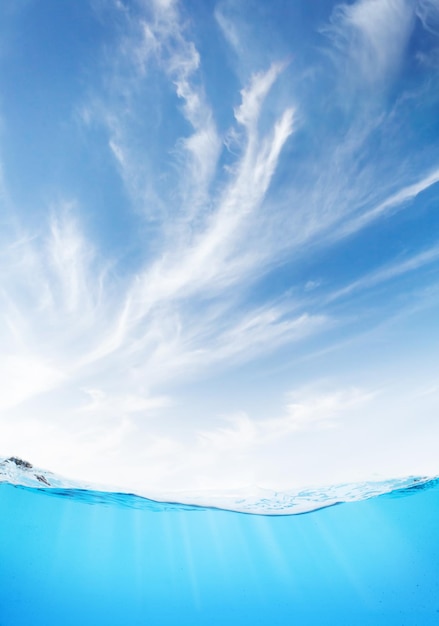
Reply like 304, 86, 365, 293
0, 459, 438, 625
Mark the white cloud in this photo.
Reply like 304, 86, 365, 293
47, 208, 97, 314
281, 386, 374, 431
214, 7, 241, 53
197, 387, 373, 460
327, 0, 415, 85
103, 0, 222, 220
234, 62, 287, 129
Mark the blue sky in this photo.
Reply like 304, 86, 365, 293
1, 0, 439, 494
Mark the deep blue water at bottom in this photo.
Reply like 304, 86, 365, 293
0, 482, 438, 625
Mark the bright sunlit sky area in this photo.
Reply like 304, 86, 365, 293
1, 0, 439, 495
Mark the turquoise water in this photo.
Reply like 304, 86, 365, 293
0, 480, 438, 625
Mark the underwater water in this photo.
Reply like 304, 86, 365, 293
0, 476, 439, 625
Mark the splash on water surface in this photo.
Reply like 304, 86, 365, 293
0, 455, 437, 515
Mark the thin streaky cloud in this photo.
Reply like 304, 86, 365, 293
340, 167, 439, 238
327, 243, 439, 302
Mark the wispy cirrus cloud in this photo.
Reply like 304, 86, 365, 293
325, 0, 416, 86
